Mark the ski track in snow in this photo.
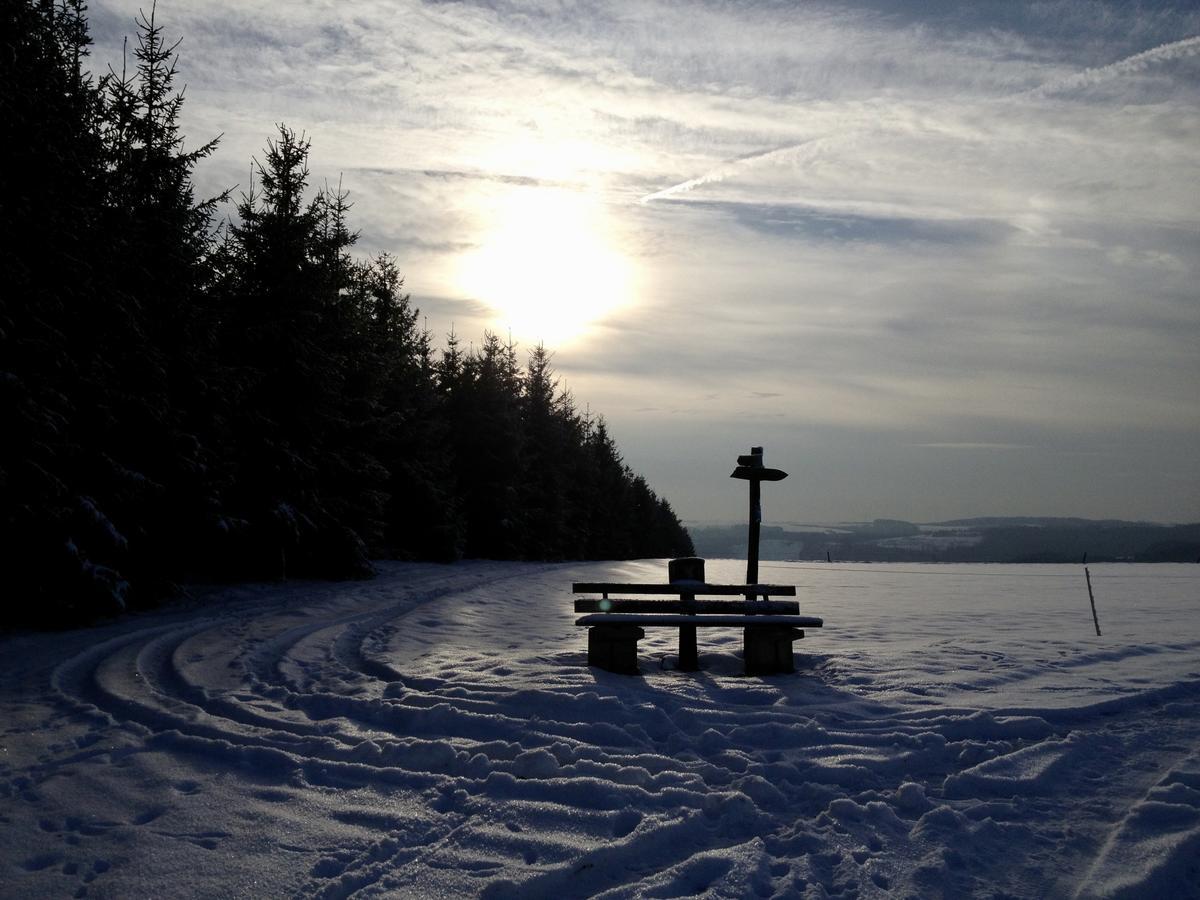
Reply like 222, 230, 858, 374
1, 560, 1198, 898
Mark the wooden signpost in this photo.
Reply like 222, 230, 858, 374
573, 445, 822, 675
730, 446, 788, 593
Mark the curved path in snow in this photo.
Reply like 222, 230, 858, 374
2, 560, 1199, 898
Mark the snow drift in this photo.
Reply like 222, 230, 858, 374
1, 559, 1197, 898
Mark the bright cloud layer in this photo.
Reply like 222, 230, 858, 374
90, 0, 1200, 523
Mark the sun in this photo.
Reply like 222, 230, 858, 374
458, 186, 634, 345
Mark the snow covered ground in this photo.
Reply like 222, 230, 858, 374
2, 559, 1198, 898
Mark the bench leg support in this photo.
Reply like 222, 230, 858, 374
587, 624, 645, 675
743, 626, 804, 675
678, 624, 699, 672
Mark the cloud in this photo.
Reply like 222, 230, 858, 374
84, 0, 1200, 522
670, 200, 1013, 245
1022, 34, 1200, 99
417, 169, 550, 187
638, 30, 1200, 232
915, 443, 1033, 450
640, 139, 826, 203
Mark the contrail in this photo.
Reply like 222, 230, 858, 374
639, 138, 824, 204
1022, 34, 1200, 99
640, 34, 1199, 205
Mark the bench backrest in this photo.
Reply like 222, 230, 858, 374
574, 598, 800, 614
572, 582, 797, 597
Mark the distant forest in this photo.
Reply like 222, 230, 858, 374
0, 2, 693, 626
691, 518, 1200, 564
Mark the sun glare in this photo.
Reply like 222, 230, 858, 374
458, 186, 634, 346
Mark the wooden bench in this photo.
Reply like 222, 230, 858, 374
573, 567, 823, 675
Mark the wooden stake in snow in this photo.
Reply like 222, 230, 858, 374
1085, 566, 1102, 636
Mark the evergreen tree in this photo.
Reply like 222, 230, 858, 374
211, 126, 374, 579
1, 0, 694, 626
1, 0, 110, 622
519, 345, 573, 558
355, 257, 458, 561
1, 1, 223, 619
94, 4, 225, 595
447, 332, 525, 558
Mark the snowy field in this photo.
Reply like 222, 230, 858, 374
2, 559, 1198, 899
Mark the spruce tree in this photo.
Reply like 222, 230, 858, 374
1, 1, 694, 626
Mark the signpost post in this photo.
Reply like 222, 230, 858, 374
730, 447, 788, 596
731, 447, 798, 673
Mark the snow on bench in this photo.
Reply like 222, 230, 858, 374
575, 613, 825, 628
572, 559, 823, 676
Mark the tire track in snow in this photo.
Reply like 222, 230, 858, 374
10, 562, 1200, 898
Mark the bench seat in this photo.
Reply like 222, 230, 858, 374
575, 613, 823, 628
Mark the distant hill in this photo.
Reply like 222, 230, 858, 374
927, 516, 1155, 529
687, 518, 1200, 563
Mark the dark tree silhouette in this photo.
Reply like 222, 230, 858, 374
1, 2, 693, 627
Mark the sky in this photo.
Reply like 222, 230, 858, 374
88, 0, 1200, 525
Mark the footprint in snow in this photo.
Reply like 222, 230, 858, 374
251, 788, 292, 802
21, 851, 63, 871
612, 809, 642, 837
311, 855, 350, 878
76, 858, 109, 886
154, 829, 229, 850
131, 805, 168, 825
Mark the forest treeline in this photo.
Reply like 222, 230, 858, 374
0, 2, 693, 625
690, 519, 1200, 563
